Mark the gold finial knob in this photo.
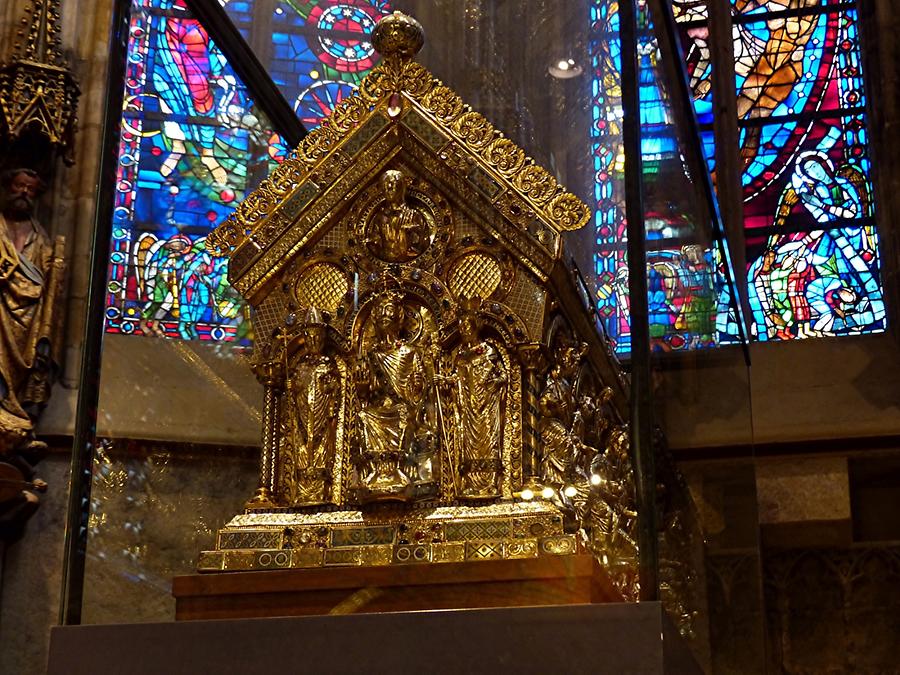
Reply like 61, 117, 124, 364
371, 11, 425, 59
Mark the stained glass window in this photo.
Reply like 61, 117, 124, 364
223, 0, 391, 129
105, 0, 389, 343
674, 0, 886, 341
591, 0, 728, 354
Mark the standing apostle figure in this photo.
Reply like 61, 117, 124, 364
286, 308, 341, 506
0, 169, 65, 454
453, 297, 507, 499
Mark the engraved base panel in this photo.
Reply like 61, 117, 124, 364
198, 501, 579, 572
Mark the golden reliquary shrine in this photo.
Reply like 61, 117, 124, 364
199, 11, 638, 600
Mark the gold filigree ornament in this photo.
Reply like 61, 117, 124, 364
549, 193, 591, 232
514, 163, 559, 205
329, 95, 370, 134
269, 158, 307, 197
209, 11, 591, 259
296, 125, 339, 165
421, 86, 464, 123
452, 112, 495, 150
484, 138, 526, 176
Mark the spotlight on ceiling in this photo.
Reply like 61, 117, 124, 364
549, 57, 583, 79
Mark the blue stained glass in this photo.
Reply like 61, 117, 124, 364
700, 128, 716, 175
106, 0, 280, 342
639, 47, 677, 161
673, 2, 885, 342
747, 226, 884, 340
106, 0, 389, 343
734, 12, 834, 194
733, 13, 829, 117
239, 0, 392, 129
590, 1, 628, 349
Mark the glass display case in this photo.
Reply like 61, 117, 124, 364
54, 1, 768, 672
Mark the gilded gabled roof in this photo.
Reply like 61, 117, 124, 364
207, 11, 589, 293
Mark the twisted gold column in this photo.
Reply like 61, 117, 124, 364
517, 344, 545, 488
246, 361, 284, 509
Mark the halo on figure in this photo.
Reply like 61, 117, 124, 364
792, 150, 835, 189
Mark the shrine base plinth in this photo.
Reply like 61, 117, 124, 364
172, 553, 623, 620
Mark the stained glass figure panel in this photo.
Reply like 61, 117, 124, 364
732, 11, 837, 120
742, 114, 873, 233
746, 225, 884, 340
106, 0, 389, 343
674, 1, 884, 342
106, 0, 283, 342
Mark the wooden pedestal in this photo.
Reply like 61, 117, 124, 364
172, 554, 624, 620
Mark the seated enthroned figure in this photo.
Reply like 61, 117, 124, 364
355, 291, 428, 500
367, 169, 429, 263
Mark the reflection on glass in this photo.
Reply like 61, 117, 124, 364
82, 440, 258, 624
591, 0, 732, 354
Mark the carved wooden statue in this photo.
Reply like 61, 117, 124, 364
0, 169, 64, 543
0, 0, 78, 542
0, 169, 65, 454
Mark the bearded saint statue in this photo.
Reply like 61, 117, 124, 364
0, 169, 65, 454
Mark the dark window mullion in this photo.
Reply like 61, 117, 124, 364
182, 0, 306, 147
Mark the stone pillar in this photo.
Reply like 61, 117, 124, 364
57, 0, 114, 388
